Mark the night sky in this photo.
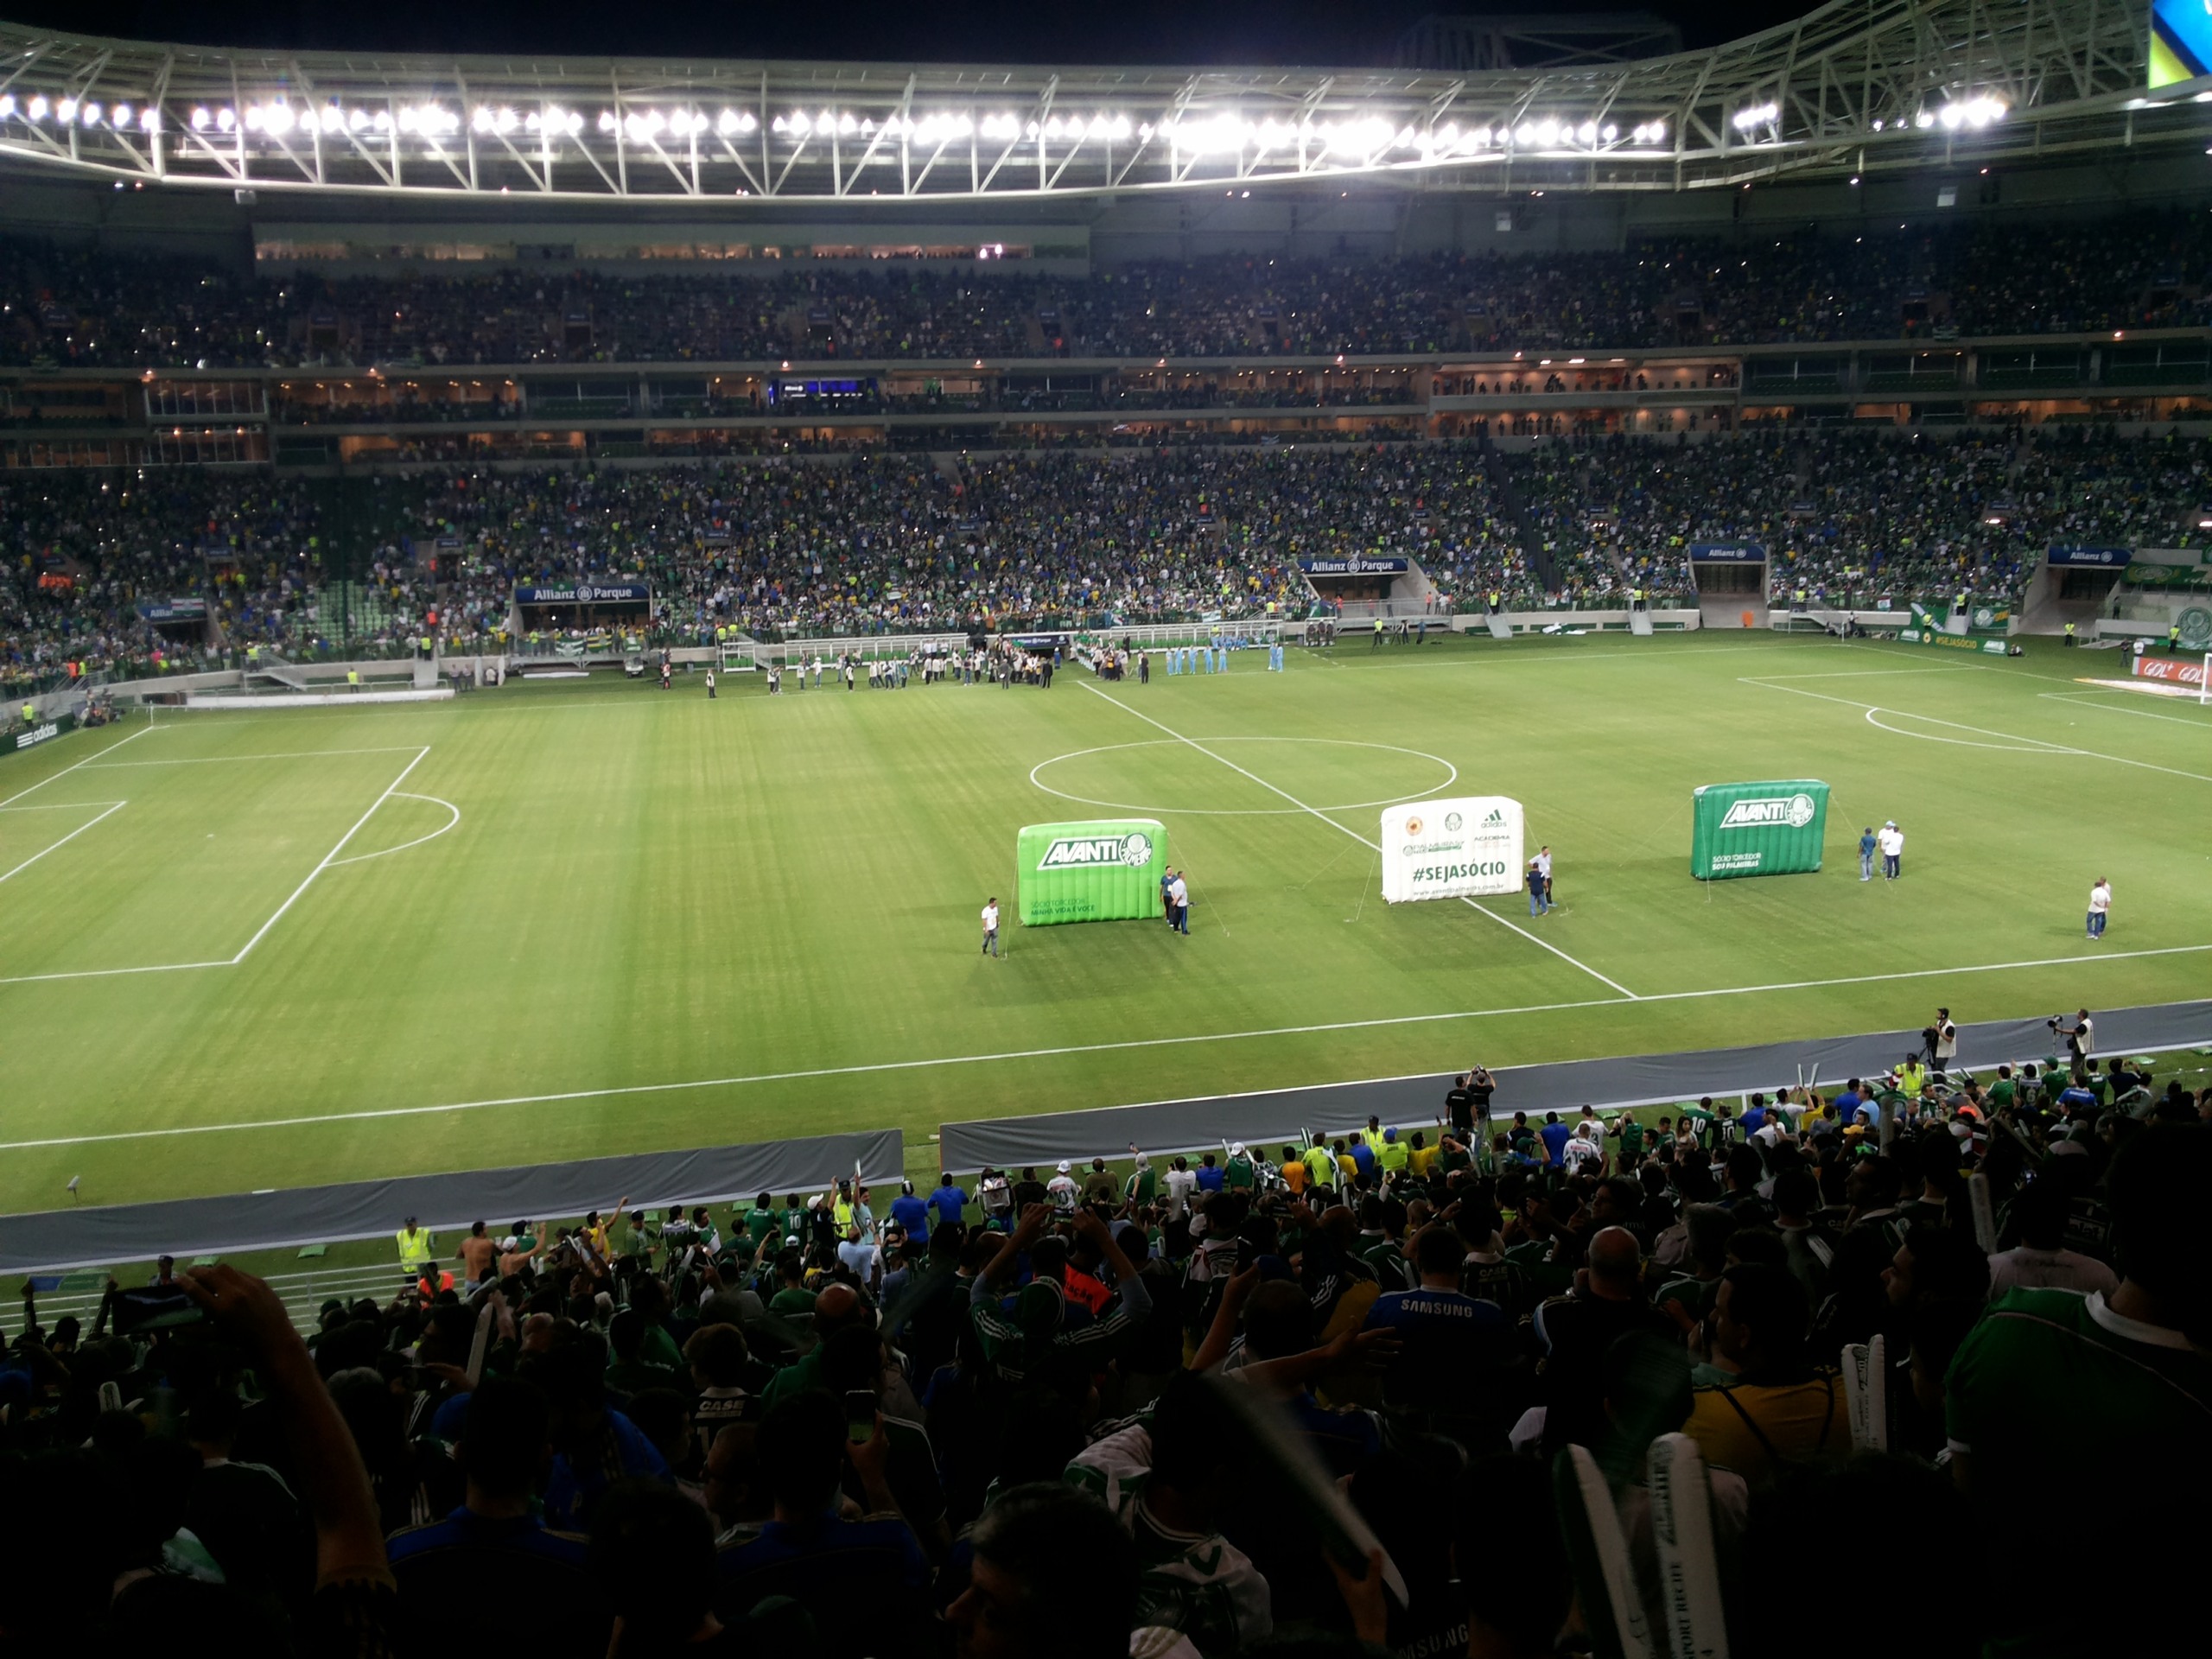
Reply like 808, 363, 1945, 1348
6, 1, 1826, 67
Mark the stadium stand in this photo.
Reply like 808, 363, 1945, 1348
4, 1071, 2206, 1656
10, 430, 2212, 699
10, 213, 2212, 368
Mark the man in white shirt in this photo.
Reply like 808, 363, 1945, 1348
980, 897, 1001, 958
1046, 1160, 1080, 1214
1161, 1157, 1198, 1220
1167, 872, 1190, 935
1878, 821, 1904, 880
1561, 1125, 1603, 1175
2086, 877, 2112, 940
1985, 1183, 2118, 1300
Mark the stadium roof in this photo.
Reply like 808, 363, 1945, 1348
0, 1, 2198, 205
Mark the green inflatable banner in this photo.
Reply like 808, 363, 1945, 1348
1016, 819, 1169, 926
1689, 780, 1830, 880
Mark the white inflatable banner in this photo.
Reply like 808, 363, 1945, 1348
1379, 796, 1525, 903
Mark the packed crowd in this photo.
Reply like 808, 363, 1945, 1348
12, 428, 2212, 696
10, 210, 2212, 370
1516, 425, 2212, 606
3, 1031, 2204, 1657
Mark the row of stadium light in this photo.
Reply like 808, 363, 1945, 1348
0, 91, 2006, 148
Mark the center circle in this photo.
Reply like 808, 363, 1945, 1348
1028, 737, 1460, 817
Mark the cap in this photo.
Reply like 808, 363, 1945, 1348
1228, 1142, 1245, 1156
499, 1236, 519, 1252
1056, 1160, 1071, 1173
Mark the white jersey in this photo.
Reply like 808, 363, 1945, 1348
1066, 1424, 1274, 1656
981, 903, 1000, 933
1161, 1167, 1198, 1218
2088, 883, 2112, 915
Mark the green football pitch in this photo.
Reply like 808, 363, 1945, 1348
3, 631, 2208, 1218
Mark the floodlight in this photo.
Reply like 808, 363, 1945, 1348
111, 102, 130, 127
217, 106, 236, 132
718, 109, 741, 137
57, 98, 77, 121
0, 94, 14, 118
28, 95, 48, 120
472, 105, 494, 132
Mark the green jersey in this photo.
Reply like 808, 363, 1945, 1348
744, 1205, 781, 1247
1224, 1155, 1257, 1191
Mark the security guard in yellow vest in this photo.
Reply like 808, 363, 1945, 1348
1360, 1116, 1387, 1154
396, 1217, 434, 1274
1486, 590, 1501, 614
346, 669, 360, 690
2063, 621, 2076, 646
1792, 585, 1808, 612
20, 701, 34, 727
1630, 586, 1645, 613
2169, 620, 2183, 653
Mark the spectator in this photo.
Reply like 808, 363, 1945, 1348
1682, 1263, 1843, 1489
1946, 1123, 2212, 1656
385, 1376, 611, 1654
713, 1392, 931, 1656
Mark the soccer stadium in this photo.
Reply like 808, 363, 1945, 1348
2, 0, 2209, 1650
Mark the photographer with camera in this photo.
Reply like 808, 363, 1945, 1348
2053, 1008, 2095, 1082
1925, 1007, 1959, 1073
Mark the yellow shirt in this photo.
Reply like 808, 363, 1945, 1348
1409, 1146, 1438, 1177
1683, 1377, 1842, 1489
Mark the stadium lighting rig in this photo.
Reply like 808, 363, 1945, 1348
0, 0, 2193, 203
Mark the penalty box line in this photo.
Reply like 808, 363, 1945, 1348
0, 801, 128, 886
1078, 684, 1639, 1000
0, 746, 431, 988
3, 938, 2207, 1153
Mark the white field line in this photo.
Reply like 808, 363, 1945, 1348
327, 793, 461, 868
0, 747, 430, 987
0, 801, 126, 885
3, 938, 2207, 1152
1748, 666, 1979, 681
2038, 691, 2212, 728
0, 721, 154, 809
1745, 679, 2212, 785
79, 747, 427, 767
226, 748, 429, 963
1083, 684, 1643, 998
